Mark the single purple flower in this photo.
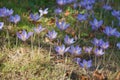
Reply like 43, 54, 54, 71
90, 18, 103, 30
17, 30, 33, 41
77, 14, 87, 21
34, 25, 45, 34
103, 4, 112, 11
73, 3, 78, 9
46, 30, 57, 40
74, 58, 81, 65
100, 41, 109, 49
64, 35, 75, 45
103, 26, 117, 36
85, 4, 93, 10
94, 48, 105, 56
0, 22, 4, 30
91, 38, 104, 47
55, 44, 70, 55
29, 13, 40, 22
56, 0, 67, 5
56, 20, 70, 31
114, 31, 120, 38
9, 14, 20, 24
79, 59, 92, 69
84, 47, 93, 53
54, 8, 62, 14
68, 45, 82, 55
117, 43, 120, 49
112, 10, 120, 21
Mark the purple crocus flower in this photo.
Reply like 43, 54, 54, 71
29, 13, 40, 22
85, 4, 93, 10
100, 41, 109, 49
84, 47, 93, 53
77, 14, 87, 22
64, 35, 75, 45
90, 18, 103, 30
79, 59, 92, 69
34, 25, 45, 34
17, 30, 33, 41
79, 0, 95, 10
103, 26, 117, 36
56, 20, 70, 31
0, 7, 13, 17
114, 31, 120, 38
56, 0, 67, 5
112, 10, 120, 22
117, 43, 120, 49
91, 38, 104, 47
54, 8, 62, 14
0, 22, 4, 30
103, 4, 112, 11
46, 30, 57, 40
9, 14, 20, 24
94, 48, 105, 56
55, 44, 70, 55
68, 45, 82, 55
74, 58, 81, 65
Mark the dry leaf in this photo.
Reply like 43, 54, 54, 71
93, 70, 107, 80
64, 10, 70, 16
65, 27, 76, 36
115, 71, 120, 80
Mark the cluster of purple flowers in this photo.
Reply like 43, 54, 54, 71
79, 0, 95, 10
0, 7, 13, 17
92, 38, 109, 56
56, 0, 76, 5
103, 26, 120, 37
30, 8, 48, 22
0, 7, 20, 24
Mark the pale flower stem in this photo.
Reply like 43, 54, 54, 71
95, 56, 97, 67
103, 50, 105, 64
6, 29, 10, 48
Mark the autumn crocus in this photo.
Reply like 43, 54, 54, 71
54, 8, 62, 14
84, 47, 93, 53
112, 10, 120, 19
103, 26, 117, 36
56, 0, 67, 5
55, 44, 70, 55
94, 48, 105, 56
29, 13, 40, 22
0, 7, 13, 17
64, 35, 75, 45
9, 14, 20, 24
56, 20, 70, 31
34, 25, 45, 34
91, 38, 103, 47
90, 18, 103, 30
0, 22, 4, 30
46, 30, 57, 40
103, 4, 112, 11
39, 8, 48, 17
100, 41, 109, 50
68, 45, 82, 55
74, 58, 81, 65
77, 13, 87, 22
79, 59, 92, 69
17, 30, 33, 41
117, 43, 120, 49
